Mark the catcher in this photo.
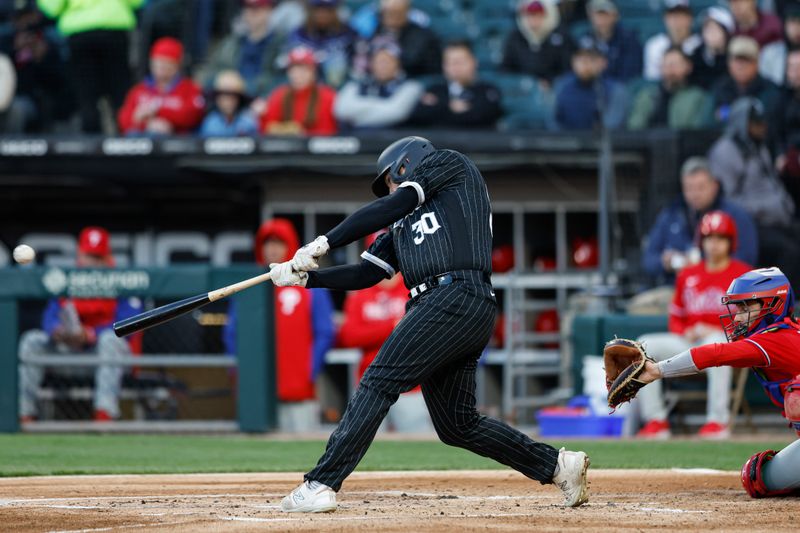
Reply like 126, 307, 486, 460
605, 267, 800, 497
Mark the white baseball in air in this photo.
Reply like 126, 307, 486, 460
13, 244, 36, 265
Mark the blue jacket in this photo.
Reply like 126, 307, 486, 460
42, 297, 142, 342
590, 24, 642, 81
223, 289, 334, 380
199, 110, 259, 137
552, 73, 627, 130
642, 195, 759, 283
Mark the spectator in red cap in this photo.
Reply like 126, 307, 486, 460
18, 226, 143, 423
117, 37, 205, 135
260, 46, 338, 135
197, 0, 286, 97
501, 0, 574, 85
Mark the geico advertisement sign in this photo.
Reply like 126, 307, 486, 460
0, 232, 254, 267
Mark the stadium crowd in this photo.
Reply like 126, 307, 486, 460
0, 0, 797, 142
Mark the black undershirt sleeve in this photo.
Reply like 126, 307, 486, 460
306, 260, 390, 291
325, 187, 417, 248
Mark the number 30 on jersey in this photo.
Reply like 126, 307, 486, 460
411, 212, 442, 244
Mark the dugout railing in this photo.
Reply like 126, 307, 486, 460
0, 266, 276, 433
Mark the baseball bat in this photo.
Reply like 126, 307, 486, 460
113, 271, 272, 337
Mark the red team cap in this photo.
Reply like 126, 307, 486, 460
287, 46, 318, 67
522, 1, 546, 14
698, 210, 738, 252
150, 37, 184, 63
78, 227, 111, 256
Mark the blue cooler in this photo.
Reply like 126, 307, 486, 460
536, 396, 624, 437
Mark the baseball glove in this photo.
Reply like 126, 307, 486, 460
603, 338, 656, 409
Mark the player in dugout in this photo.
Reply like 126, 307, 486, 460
618, 267, 800, 497
18, 226, 142, 423
634, 210, 751, 440
224, 218, 334, 432
267, 136, 591, 512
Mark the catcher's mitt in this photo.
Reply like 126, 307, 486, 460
603, 338, 656, 409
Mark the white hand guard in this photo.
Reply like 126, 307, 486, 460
269, 262, 308, 287
292, 235, 330, 271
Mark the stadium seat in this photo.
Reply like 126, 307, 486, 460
413, 0, 465, 18
473, 18, 514, 69
569, 20, 591, 41
428, 13, 474, 41
615, 0, 660, 18
625, 77, 651, 98
627, 16, 665, 41
471, 0, 517, 22
490, 73, 553, 131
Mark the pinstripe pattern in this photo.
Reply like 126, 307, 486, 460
304, 149, 559, 491
390, 150, 493, 288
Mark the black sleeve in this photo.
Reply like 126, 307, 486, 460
306, 260, 389, 291
324, 187, 417, 248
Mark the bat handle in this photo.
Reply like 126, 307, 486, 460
207, 271, 272, 302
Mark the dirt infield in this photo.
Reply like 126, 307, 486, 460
0, 470, 797, 532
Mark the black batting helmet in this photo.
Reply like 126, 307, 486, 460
371, 136, 435, 197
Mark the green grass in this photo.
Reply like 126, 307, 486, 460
0, 435, 794, 477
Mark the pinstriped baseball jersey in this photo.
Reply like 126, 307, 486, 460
360, 149, 493, 288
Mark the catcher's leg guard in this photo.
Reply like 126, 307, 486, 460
741, 450, 798, 498
785, 375, 800, 436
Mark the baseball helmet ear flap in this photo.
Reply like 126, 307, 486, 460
371, 136, 435, 197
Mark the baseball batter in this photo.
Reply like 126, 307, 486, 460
268, 136, 590, 512
610, 267, 800, 497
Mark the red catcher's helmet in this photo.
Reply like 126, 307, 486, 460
572, 237, 598, 268
492, 245, 515, 273
697, 210, 737, 252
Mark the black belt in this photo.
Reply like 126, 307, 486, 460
408, 270, 491, 299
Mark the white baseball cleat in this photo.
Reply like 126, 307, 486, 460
552, 447, 590, 507
281, 480, 337, 513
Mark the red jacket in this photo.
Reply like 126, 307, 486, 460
337, 277, 411, 382
255, 219, 321, 402
117, 76, 205, 134
260, 83, 337, 136
668, 259, 752, 334
733, 10, 784, 47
